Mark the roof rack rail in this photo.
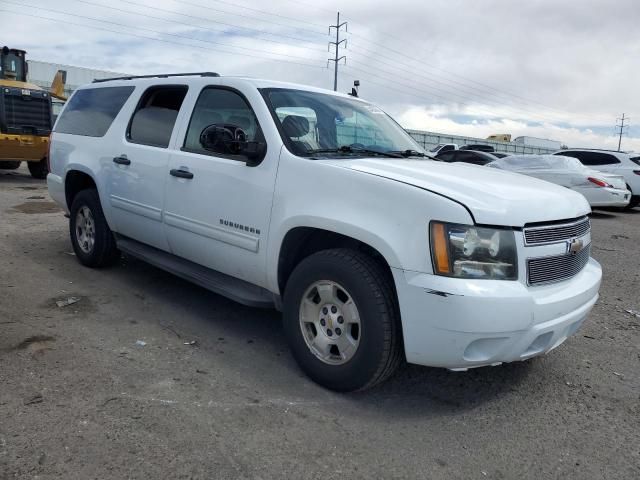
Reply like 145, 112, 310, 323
93, 72, 220, 83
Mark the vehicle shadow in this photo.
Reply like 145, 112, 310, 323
0, 169, 45, 186
594, 206, 639, 217
590, 210, 618, 219
106, 255, 535, 415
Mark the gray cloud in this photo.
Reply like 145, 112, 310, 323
3, 0, 639, 149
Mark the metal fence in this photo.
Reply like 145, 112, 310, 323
406, 129, 558, 155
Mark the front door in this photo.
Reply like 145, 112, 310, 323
163, 86, 279, 288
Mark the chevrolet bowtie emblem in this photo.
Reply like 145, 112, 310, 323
568, 238, 584, 255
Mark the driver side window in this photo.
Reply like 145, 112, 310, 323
183, 87, 262, 156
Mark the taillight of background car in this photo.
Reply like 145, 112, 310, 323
588, 177, 612, 187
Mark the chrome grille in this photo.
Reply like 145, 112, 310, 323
527, 244, 591, 285
524, 217, 590, 246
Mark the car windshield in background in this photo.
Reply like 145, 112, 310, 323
490, 154, 586, 171
261, 88, 425, 158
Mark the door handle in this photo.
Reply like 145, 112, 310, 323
113, 155, 131, 165
170, 168, 194, 179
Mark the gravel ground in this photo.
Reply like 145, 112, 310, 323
1, 166, 639, 479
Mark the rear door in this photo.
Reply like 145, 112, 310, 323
107, 85, 188, 251
163, 84, 279, 288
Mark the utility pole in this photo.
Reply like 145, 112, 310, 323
328, 12, 347, 91
616, 113, 629, 152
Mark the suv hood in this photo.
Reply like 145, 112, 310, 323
323, 158, 591, 226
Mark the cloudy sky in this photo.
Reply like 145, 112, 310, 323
3, 0, 639, 150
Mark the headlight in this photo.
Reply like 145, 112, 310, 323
430, 221, 518, 280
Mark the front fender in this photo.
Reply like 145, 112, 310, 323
265, 153, 473, 293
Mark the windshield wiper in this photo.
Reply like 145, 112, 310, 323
306, 146, 403, 158
388, 149, 432, 158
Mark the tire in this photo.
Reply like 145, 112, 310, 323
27, 158, 48, 179
283, 248, 403, 392
625, 186, 639, 209
0, 161, 21, 170
69, 189, 120, 267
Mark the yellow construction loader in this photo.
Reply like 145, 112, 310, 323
0, 46, 66, 178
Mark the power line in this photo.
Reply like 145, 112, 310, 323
346, 42, 610, 125
343, 63, 533, 123
616, 113, 629, 151
74, 0, 324, 53
345, 56, 605, 127
7, 1, 326, 63
179, 0, 329, 30
328, 12, 347, 91
278, 0, 336, 14
0, 9, 328, 71
78, 0, 321, 46
122, 0, 327, 37
347, 31, 610, 124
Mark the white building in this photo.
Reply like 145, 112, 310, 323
27, 60, 128, 97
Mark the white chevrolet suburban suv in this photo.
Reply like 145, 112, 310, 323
47, 73, 602, 391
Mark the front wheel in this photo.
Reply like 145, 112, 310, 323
625, 186, 639, 209
69, 189, 120, 267
27, 158, 48, 179
283, 249, 402, 392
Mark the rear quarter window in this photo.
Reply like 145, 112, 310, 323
54, 86, 135, 137
557, 151, 620, 166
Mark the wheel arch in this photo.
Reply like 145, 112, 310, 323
65, 168, 98, 210
276, 225, 399, 299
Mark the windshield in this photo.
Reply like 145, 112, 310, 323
261, 88, 425, 158
0, 50, 27, 82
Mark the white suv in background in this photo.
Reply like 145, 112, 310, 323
553, 149, 640, 208
47, 73, 602, 391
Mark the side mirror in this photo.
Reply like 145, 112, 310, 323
200, 123, 267, 166
241, 141, 267, 166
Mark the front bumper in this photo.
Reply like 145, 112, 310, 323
392, 258, 602, 369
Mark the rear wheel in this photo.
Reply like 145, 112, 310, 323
625, 185, 639, 209
69, 189, 120, 267
283, 248, 402, 392
27, 158, 48, 179
0, 161, 21, 170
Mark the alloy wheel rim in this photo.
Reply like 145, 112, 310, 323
75, 206, 95, 254
299, 280, 361, 365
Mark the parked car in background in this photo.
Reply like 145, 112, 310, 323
553, 149, 640, 208
436, 149, 499, 165
490, 152, 512, 158
429, 143, 458, 154
489, 155, 631, 208
460, 144, 495, 152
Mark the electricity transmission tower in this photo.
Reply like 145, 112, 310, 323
616, 113, 629, 151
328, 12, 347, 91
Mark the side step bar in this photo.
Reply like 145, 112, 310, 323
116, 236, 275, 309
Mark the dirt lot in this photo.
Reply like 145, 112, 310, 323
1, 165, 639, 479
